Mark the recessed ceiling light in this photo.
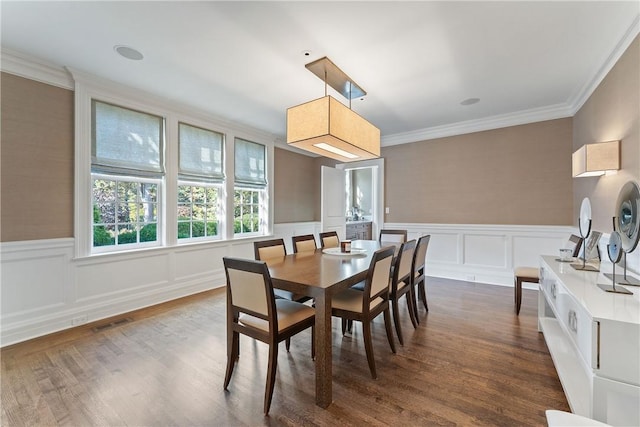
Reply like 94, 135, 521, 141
114, 45, 144, 61
461, 97, 480, 106
302, 50, 312, 57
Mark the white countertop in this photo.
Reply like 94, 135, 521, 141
541, 255, 640, 324
346, 220, 372, 224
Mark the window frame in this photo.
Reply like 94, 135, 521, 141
91, 173, 163, 254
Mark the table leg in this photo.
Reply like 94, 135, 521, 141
314, 292, 332, 408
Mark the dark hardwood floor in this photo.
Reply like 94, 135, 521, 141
1, 277, 569, 426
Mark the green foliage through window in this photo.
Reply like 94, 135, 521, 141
177, 184, 219, 240
92, 178, 158, 247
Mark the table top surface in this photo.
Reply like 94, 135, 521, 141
267, 240, 392, 292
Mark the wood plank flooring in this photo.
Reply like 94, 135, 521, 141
1, 277, 569, 426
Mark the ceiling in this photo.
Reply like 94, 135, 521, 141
2, 1, 639, 147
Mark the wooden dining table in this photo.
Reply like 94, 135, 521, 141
266, 239, 387, 408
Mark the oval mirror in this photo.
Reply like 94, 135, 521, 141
616, 181, 640, 253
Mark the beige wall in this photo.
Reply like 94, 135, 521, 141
273, 147, 317, 223
381, 118, 574, 225
1, 73, 74, 242
573, 36, 640, 233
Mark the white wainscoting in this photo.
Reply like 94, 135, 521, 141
0, 222, 589, 347
384, 223, 577, 287
0, 223, 320, 347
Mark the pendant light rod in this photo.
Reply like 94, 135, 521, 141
305, 56, 366, 101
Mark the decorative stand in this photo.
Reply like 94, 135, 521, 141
598, 231, 632, 295
604, 252, 640, 286
571, 217, 599, 272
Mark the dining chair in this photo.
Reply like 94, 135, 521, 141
319, 231, 339, 248
292, 234, 317, 253
254, 238, 312, 353
513, 234, 583, 315
254, 238, 310, 302
379, 229, 407, 244
412, 235, 431, 314
331, 246, 396, 379
389, 239, 418, 345
222, 257, 315, 414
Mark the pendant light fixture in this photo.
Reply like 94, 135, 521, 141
286, 57, 380, 162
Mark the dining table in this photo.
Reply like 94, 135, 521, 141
266, 239, 389, 408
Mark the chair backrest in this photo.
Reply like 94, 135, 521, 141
363, 246, 395, 303
412, 235, 431, 277
319, 231, 339, 248
254, 238, 287, 261
393, 239, 417, 286
379, 229, 407, 244
568, 234, 584, 257
223, 257, 274, 323
292, 234, 317, 253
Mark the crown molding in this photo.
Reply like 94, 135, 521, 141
381, 103, 573, 147
1, 48, 74, 89
568, 13, 640, 115
381, 13, 640, 148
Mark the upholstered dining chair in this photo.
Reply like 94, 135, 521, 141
292, 234, 317, 253
514, 234, 583, 315
222, 257, 315, 414
412, 235, 431, 315
254, 238, 312, 353
254, 238, 310, 302
389, 239, 418, 345
379, 229, 407, 244
331, 246, 396, 379
319, 231, 339, 248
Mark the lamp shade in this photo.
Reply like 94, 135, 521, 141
572, 140, 620, 177
286, 95, 380, 162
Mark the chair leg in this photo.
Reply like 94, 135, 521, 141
285, 338, 291, 352
348, 319, 353, 333
406, 289, 418, 329
362, 320, 377, 379
392, 296, 404, 346
311, 326, 315, 360
411, 284, 420, 325
383, 306, 396, 354
515, 277, 522, 315
341, 318, 347, 335
264, 341, 279, 414
223, 331, 239, 390
419, 279, 429, 311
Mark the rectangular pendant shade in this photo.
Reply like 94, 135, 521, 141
572, 140, 620, 177
286, 95, 380, 162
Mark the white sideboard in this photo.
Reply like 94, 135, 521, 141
538, 256, 640, 426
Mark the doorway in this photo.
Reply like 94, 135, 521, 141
337, 158, 384, 239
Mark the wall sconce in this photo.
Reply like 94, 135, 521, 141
572, 140, 620, 177
287, 57, 380, 162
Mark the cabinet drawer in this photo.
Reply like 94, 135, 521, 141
555, 289, 594, 369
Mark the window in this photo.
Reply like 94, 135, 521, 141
74, 74, 274, 257
91, 100, 164, 251
234, 138, 267, 236
178, 123, 223, 240
93, 177, 159, 247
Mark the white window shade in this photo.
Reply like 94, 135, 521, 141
234, 138, 266, 188
179, 123, 224, 182
92, 100, 164, 177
